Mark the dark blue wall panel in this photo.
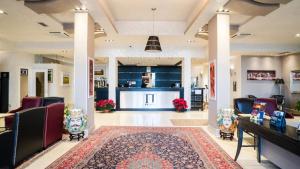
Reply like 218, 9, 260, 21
118, 66, 181, 88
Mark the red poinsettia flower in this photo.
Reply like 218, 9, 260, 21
172, 98, 188, 111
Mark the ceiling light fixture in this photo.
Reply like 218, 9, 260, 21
296, 33, 300, 38
145, 8, 162, 52
216, 8, 230, 13
0, 10, 7, 15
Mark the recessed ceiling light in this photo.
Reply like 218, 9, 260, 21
296, 33, 300, 38
0, 10, 7, 15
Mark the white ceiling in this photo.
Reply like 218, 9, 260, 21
232, 0, 300, 46
0, 0, 299, 59
105, 0, 200, 21
0, 0, 72, 42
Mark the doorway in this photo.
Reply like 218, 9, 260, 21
29, 69, 48, 97
20, 69, 29, 100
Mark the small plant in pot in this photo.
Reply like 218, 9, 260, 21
173, 98, 188, 112
96, 99, 115, 113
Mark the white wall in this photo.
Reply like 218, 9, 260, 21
230, 55, 242, 106
241, 55, 281, 98
281, 54, 300, 108
0, 51, 35, 110
31, 64, 74, 105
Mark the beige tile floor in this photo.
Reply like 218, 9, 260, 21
23, 111, 279, 169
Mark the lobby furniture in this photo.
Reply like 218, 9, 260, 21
42, 97, 64, 106
0, 72, 9, 113
255, 98, 277, 116
235, 116, 300, 164
5, 97, 42, 129
0, 113, 14, 132
191, 88, 204, 111
234, 98, 256, 148
116, 87, 184, 111
234, 98, 254, 114
43, 103, 64, 148
0, 107, 46, 168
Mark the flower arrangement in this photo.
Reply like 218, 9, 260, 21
96, 99, 115, 112
172, 98, 188, 112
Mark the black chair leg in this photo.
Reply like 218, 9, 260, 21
253, 136, 256, 150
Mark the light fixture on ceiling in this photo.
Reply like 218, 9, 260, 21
0, 10, 7, 15
296, 33, 300, 38
105, 39, 114, 43
145, 8, 162, 52
74, 5, 88, 12
216, 8, 230, 13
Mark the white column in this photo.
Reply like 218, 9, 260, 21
108, 56, 117, 102
183, 56, 192, 109
74, 11, 95, 135
208, 13, 230, 134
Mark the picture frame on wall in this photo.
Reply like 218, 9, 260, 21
48, 69, 53, 83
209, 60, 216, 100
94, 64, 106, 77
20, 68, 28, 76
247, 70, 276, 80
61, 72, 70, 86
88, 58, 94, 98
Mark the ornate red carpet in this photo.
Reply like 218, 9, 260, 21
47, 127, 241, 169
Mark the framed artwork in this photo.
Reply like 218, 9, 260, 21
20, 68, 28, 76
94, 64, 106, 77
291, 70, 300, 80
209, 60, 216, 100
48, 69, 53, 83
61, 72, 70, 86
247, 70, 276, 80
88, 58, 94, 98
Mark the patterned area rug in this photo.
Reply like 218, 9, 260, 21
170, 119, 208, 126
47, 127, 241, 169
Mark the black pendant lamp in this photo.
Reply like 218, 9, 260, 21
145, 8, 162, 52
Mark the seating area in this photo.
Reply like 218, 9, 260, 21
0, 98, 64, 168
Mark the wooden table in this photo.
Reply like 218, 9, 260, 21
234, 116, 300, 163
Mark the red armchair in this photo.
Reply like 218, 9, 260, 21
43, 103, 64, 148
5, 97, 42, 129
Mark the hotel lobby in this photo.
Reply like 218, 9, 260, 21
0, 0, 300, 169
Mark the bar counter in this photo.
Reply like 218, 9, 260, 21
116, 87, 184, 111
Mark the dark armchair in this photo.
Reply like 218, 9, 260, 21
234, 98, 254, 114
42, 97, 64, 106
5, 97, 42, 129
0, 107, 46, 168
43, 103, 65, 148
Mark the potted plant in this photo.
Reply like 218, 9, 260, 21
96, 99, 115, 113
172, 98, 188, 112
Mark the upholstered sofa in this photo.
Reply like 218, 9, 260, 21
5, 97, 42, 129
43, 103, 65, 148
42, 97, 64, 106
0, 107, 46, 168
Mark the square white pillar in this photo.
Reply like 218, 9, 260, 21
183, 56, 192, 109
74, 11, 95, 134
108, 56, 117, 102
208, 13, 230, 133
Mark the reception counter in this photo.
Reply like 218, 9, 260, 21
116, 87, 184, 111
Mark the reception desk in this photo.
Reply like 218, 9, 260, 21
116, 88, 184, 111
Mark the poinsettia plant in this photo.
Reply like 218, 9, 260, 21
172, 98, 188, 112
96, 99, 115, 112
